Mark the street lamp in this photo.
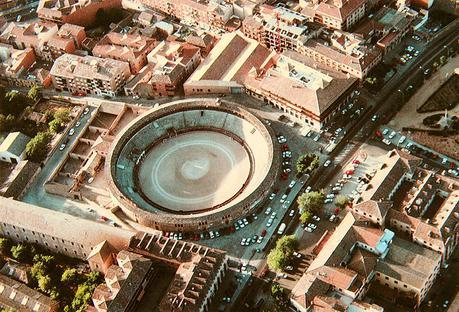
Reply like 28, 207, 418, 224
397, 89, 404, 111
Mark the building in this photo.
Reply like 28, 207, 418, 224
0, 132, 30, 164
125, 40, 201, 97
0, 21, 59, 59
300, 0, 367, 30
184, 31, 274, 95
291, 212, 442, 310
37, 0, 122, 27
242, 4, 319, 53
0, 197, 135, 260
0, 274, 59, 312
129, 232, 228, 312
127, 0, 234, 29
0, 43, 36, 86
50, 54, 131, 97
92, 250, 154, 312
299, 29, 382, 79
92, 32, 156, 74
56, 23, 86, 49
244, 50, 357, 129
350, 149, 459, 265
354, 6, 414, 53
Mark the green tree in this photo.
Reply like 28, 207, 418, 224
31, 261, 47, 279
299, 210, 311, 224
271, 284, 289, 309
10, 244, 28, 262
53, 109, 71, 124
25, 131, 52, 162
335, 195, 349, 208
267, 235, 298, 272
28, 85, 41, 102
84, 271, 101, 285
38, 274, 52, 293
0, 237, 12, 256
71, 283, 96, 311
297, 191, 324, 213
49, 119, 63, 133
61, 268, 77, 283
296, 153, 319, 174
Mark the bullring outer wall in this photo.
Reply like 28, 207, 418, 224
105, 98, 281, 232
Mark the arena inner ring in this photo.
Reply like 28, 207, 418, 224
106, 99, 281, 232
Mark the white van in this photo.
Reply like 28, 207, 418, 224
277, 223, 286, 235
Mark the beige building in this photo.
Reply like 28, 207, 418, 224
92, 32, 156, 74
0, 197, 135, 260
300, 0, 367, 30
50, 54, 131, 97
0, 43, 36, 86
0, 132, 30, 164
125, 0, 234, 29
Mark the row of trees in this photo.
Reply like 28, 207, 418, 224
267, 235, 298, 272
296, 153, 319, 175
0, 237, 102, 311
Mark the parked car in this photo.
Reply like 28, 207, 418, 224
288, 180, 296, 188
308, 223, 317, 230
305, 226, 313, 233
59, 143, 66, 151
398, 136, 406, 144
312, 215, 320, 222
289, 209, 295, 217
388, 131, 397, 139
68, 128, 75, 136
324, 159, 332, 167
280, 194, 288, 203
269, 193, 276, 200
382, 138, 392, 145
265, 207, 272, 215
83, 107, 90, 115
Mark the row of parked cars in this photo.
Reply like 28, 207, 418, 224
59, 107, 90, 151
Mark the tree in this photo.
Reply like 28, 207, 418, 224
11, 244, 28, 262
296, 153, 319, 174
28, 85, 41, 102
61, 268, 77, 283
38, 274, 52, 293
335, 195, 349, 208
267, 236, 298, 272
271, 284, 289, 309
53, 109, 71, 124
297, 191, 324, 213
31, 261, 47, 279
25, 131, 52, 162
0, 237, 12, 256
299, 210, 311, 224
49, 119, 63, 133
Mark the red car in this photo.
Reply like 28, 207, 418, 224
100, 216, 108, 221
450, 162, 456, 169
261, 229, 267, 237
345, 170, 354, 175
335, 207, 340, 214
280, 172, 288, 180
375, 130, 382, 137
352, 159, 361, 164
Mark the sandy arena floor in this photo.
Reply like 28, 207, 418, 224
138, 131, 251, 212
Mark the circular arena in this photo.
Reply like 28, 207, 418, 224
106, 99, 281, 232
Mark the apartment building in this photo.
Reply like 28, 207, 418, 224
0, 43, 36, 86
50, 54, 131, 97
0, 197, 135, 260
92, 32, 156, 74
350, 149, 459, 265
300, 0, 367, 30
291, 212, 442, 310
128, 0, 233, 29
124, 41, 201, 97
242, 4, 319, 53
37, 0, 122, 27
245, 50, 357, 130
299, 29, 382, 79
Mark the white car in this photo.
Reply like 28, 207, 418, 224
326, 194, 335, 199
313, 135, 320, 142
398, 136, 406, 144
307, 223, 317, 230
335, 128, 343, 135
265, 207, 272, 215
209, 231, 215, 239
257, 236, 263, 244
293, 251, 302, 258
75, 121, 81, 127
382, 128, 389, 135
324, 160, 332, 167
83, 107, 90, 115
282, 201, 290, 209
285, 266, 293, 271
269, 193, 276, 200
266, 218, 273, 227
277, 136, 287, 143
289, 209, 295, 217
442, 158, 448, 165
304, 227, 313, 233
324, 198, 333, 204
271, 211, 277, 218
280, 194, 288, 203
388, 131, 396, 139
312, 215, 320, 222
382, 138, 391, 146
371, 115, 378, 122
59, 143, 66, 151
305, 186, 312, 193
288, 180, 296, 188
243, 218, 249, 225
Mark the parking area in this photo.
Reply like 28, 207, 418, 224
377, 126, 459, 176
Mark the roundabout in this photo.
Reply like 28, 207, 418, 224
106, 98, 281, 232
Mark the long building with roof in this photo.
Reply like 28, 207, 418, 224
0, 197, 135, 260
50, 53, 131, 97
